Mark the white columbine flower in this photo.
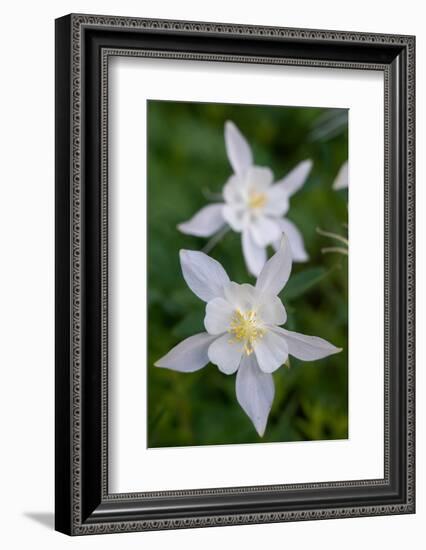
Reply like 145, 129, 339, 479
332, 161, 348, 190
178, 121, 312, 277
155, 236, 341, 437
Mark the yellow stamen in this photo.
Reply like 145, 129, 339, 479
248, 191, 267, 210
228, 309, 264, 355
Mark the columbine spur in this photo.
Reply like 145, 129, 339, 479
155, 235, 342, 437
178, 120, 312, 277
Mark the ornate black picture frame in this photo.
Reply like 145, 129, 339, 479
55, 13, 415, 535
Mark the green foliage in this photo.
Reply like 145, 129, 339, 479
147, 100, 348, 447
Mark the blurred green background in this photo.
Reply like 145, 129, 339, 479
147, 100, 348, 447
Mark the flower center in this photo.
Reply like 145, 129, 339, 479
229, 309, 264, 355
248, 190, 267, 210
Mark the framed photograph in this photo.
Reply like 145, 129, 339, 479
55, 14, 415, 535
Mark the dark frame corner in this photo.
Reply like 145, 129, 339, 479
55, 13, 415, 535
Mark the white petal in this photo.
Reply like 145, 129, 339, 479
256, 234, 292, 296
264, 186, 290, 216
242, 229, 267, 277
204, 297, 234, 335
224, 120, 253, 176
180, 250, 230, 302
273, 218, 308, 262
223, 282, 256, 311
178, 204, 225, 237
333, 161, 348, 190
222, 204, 246, 232
272, 159, 313, 198
208, 333, 243, 374
236, 354, 274, 436
250, 216, 282, 246
223, 174, 245, 204
155, 333, 217, 372
274, 327, 342, 361
258, 293, 287, 325
246, 166, 274, 192
254, 329, 289, 373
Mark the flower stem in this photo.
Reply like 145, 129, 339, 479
202, 187, 223, 201
316, 227, 349, 246
321, 246, 349, 256
202, 226, 230, 254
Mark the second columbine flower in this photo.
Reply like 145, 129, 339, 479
178, 121, 312, 277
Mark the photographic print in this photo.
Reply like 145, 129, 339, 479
147, 100, 349, 447
56, 16, 415, 534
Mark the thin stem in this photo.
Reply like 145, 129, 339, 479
202, 187, 223, 201
316, 227, 349, 246
202, 226, 230, 254
321, 246, 349, 256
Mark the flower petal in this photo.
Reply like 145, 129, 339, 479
254, 329, 288, 373
250, 216, 282, 246
242, 229, 267, 277
236, 354, 274, 437
264, 188, 290, 216
155, 333, 217, 372
273, 218, 309, 262
272, 159, 313, 198
255, 234, 292, 296
222, 204, 246, 232
178, 204, 225, 237
223, 174, 245, 204
333, 161, 348, 190
208, 333, 243, 374
246, 166, 274, 192
274, 327, 342, 360
223, 282, 256, 311
224, 120, 253, 176
180, 250, 230, 302
258, 293, 287, 325
204, 297, 234, 335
